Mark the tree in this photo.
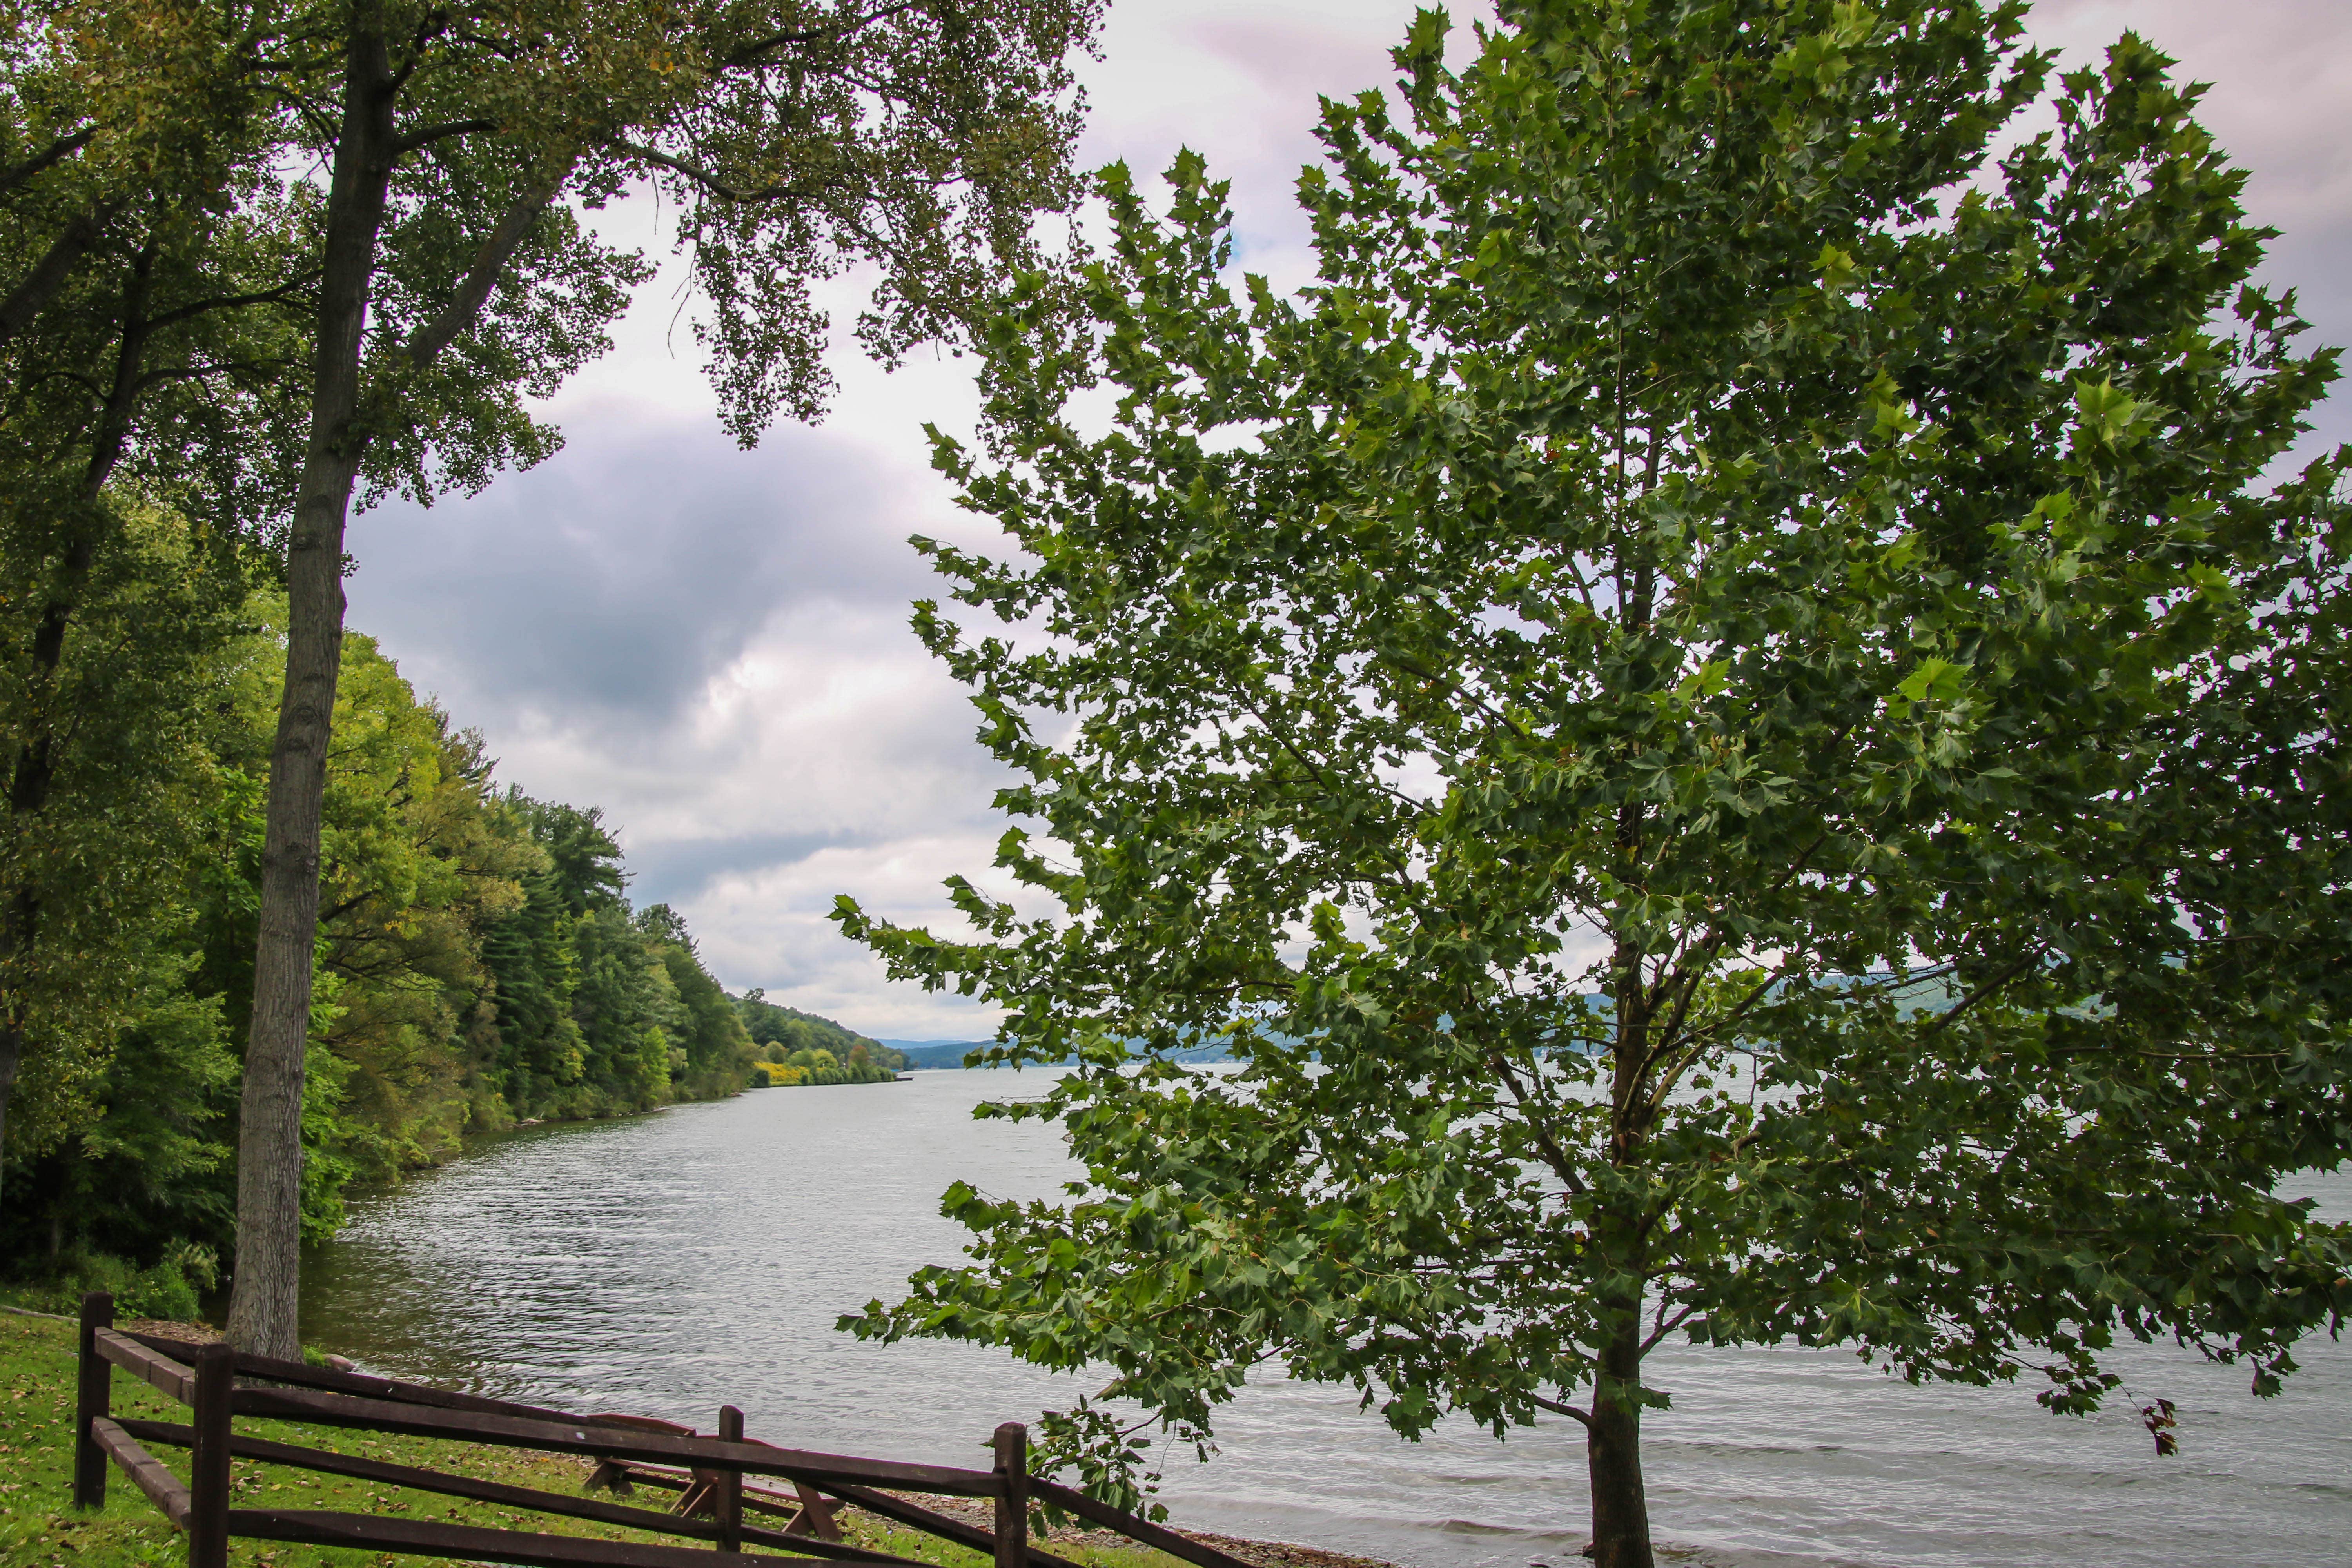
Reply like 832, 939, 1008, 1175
309, 633, 539, 1178
738, 985, 904, 1068
637, 903, 758, 1096
0, 0, 310, 1214
838, 5, 2352, 1565
0, 503, 248, 1221
213, 0, 1102, 1357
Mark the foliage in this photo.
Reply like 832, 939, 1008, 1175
0, 0, 316, 1218
8, 0, 1105, 1357
740, 986, 906, 1072
751, 1042, 900, 1089
839, 5, 2352, 1565
0, 505, 245, 1167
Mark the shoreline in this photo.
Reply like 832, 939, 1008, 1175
880, 1492, 1401, 1568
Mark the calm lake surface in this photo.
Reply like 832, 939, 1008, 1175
300, 1070, 2352, 1568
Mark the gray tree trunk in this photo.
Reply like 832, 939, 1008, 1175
226, 27, 397, 1360
225, 27, 557, 1356
1585, 1316, 1656, 1568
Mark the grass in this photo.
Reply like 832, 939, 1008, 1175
0, 1311, 1183, 1568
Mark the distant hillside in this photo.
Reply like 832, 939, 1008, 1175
873, 1039, 993, 1070
873, 1037, 1239, 1069
735, 991, 908, 1072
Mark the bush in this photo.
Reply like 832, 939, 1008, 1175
11, 1241, 215, 1323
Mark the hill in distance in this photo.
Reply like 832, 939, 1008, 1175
736, 990, 909, 1072
872, 1037, 1240, 1069
873, 1039, 996, 1070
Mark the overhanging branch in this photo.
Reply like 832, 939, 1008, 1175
612, 139, 859, 205
397, 172, 568, 370
1530, 1394, 1593, 1428
0, 127, 94, 197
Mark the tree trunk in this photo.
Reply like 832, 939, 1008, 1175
1585, 1317, 1654, 1568
0, 201, 119, 353
225, 27, 398, 1360
0, 1024, 18, 1207
1590, 927, 1655, 1568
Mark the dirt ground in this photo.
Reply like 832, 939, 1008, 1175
878, 1490, 1406, 1568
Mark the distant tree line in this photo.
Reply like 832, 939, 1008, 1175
739, 991, 906, 1085
0, 581, 763, 1316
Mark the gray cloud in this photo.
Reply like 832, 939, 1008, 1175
347, 410, 923, 734
625, 830, 869, 911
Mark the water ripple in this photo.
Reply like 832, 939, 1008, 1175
301, 1074, 2352, 1568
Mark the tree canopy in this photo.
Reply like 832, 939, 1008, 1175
0, 0, 314, 1215
840, 5, 2352, 1566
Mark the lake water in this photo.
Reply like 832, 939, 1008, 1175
299, 1069, 2352, 1568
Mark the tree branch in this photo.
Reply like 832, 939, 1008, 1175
0, 200, 122, 351
0, 127, 94, 197
723, 0, 928, 65
391, 118, 498, 157
612, 139, 859, 205
1641, 1301, 1698, 1356
1648, 829, 1831, 1065
1530, 1394, 1593, 1428
397, 172, 567, 371
1486, 1048, 1589, 1197
145, 270, 320, 332
1916, 945, 2047, 1045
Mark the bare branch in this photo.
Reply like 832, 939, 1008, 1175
1641, 1301, 1698, 1356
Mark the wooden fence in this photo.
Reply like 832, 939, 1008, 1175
71, 1292, 1249, 1568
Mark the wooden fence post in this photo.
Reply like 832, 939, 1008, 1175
188, 1342, 233, 1568
73, 1292, 113, 1508
993, 1422, 1029, 1568
715, 1405, 744, 1553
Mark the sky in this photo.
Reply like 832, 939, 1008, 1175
345, 0, 2352, 1042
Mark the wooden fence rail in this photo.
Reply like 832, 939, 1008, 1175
70, 1292, 1249, 1568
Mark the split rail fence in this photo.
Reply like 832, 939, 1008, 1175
70, 1292, 1248, 1568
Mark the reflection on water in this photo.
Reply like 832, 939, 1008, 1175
301, 1071, 2351, 1568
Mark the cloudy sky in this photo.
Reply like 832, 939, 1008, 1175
346, 0, 2352, 1042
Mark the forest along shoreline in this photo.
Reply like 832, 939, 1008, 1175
0, 614, 912, 1322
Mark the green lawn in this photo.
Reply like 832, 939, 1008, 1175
0, 1311, 1180, 1568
